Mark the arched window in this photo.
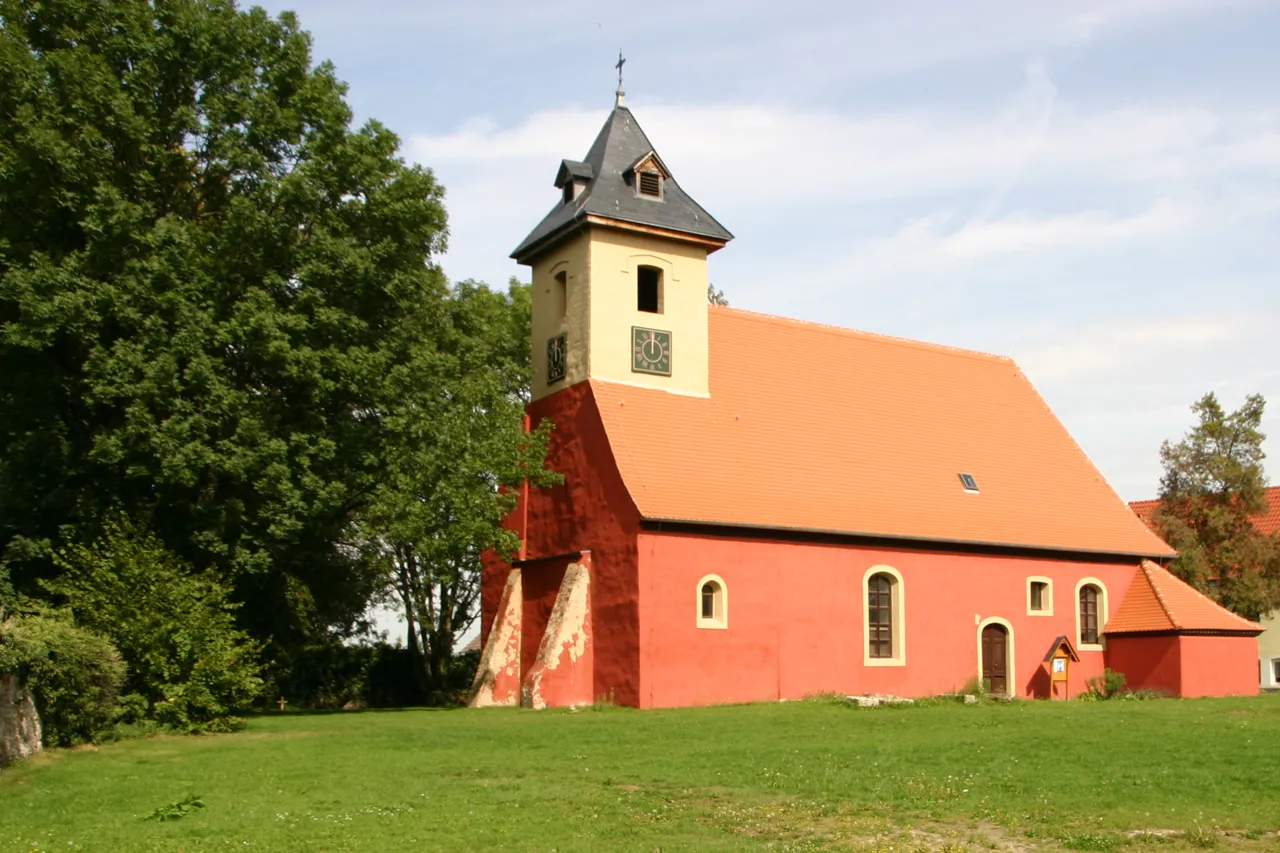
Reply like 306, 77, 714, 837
553, 269, 567, 318
862, 566, 906, 666
1079, 585, 1099, 645
867, 574, 893, 658
1074, 577, 1108, 650
637, 265, 662, 313
696, 574, 727, 629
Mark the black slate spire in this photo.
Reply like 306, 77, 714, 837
510, 104, 733, 262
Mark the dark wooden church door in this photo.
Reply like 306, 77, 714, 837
981, 624, 1008, 696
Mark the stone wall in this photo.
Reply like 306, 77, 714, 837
0, 673, 42, 766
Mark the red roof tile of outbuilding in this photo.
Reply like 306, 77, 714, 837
589, 307, 1175, 557
1106, 560, 1264, 634
1130, 486, 1280, 537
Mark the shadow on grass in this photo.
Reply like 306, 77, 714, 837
245, 705, 471, 719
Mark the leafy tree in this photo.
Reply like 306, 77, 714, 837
0, 0, 448, 647
362, 279, 557, 699
707, 283, 729, 306
46, 515, 263, 731
1155, 393, 1280, 619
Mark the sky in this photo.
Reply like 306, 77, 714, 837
254, 0, 1279, 507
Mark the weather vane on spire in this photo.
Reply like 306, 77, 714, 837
615, 51, 626, 107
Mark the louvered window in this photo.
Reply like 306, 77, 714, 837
638, 171, 662, 198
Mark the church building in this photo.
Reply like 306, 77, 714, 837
472, 87, 1264, 709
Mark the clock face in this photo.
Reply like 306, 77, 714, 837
631, 326, 672, 376
546, 333, 567, 383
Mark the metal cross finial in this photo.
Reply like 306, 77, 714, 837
615, 51, 626, 107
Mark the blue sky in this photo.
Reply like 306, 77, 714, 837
258, 0, 1279, 504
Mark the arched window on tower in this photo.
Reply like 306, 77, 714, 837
637, 265, 662, 313
553, 269, 567, 318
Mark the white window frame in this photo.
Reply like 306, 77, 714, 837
1074, 577, 1109, 652
1026, 576, 1054, 616
862, 565, 906, 667
696, 574, 728, 629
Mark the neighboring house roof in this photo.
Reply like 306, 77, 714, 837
1130, 486, 1280, 537
1106, 560, 1264, 635
511, 105, 734, 262
590, 307, 1174, 558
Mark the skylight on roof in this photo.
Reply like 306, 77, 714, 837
959, 473, 979, 493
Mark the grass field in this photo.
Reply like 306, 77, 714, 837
2, 696, 1279, 852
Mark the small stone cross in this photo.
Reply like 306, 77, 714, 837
277, 696, 287, 711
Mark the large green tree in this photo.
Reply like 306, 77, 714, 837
0, 0, 448, 646
1155, 393, 1280, 619
362, 279, 557, 698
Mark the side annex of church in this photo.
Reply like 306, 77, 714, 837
472, 88, 1263, 710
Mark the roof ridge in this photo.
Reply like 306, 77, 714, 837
712, 305, 1014, 364
1130, 485, 1280, 504
1140, 560, 1181, 630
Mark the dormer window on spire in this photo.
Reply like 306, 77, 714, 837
555, 159, 593, 207
627, 151, 669, 202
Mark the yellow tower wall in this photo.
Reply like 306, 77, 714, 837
529, 234, 592, 400
528, 225, 711, 402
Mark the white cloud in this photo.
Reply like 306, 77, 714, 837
1018, 314, 1260, 382
946, 200, 1194, 260
1014, 313, 1280, 500
410, 85, 1278, 286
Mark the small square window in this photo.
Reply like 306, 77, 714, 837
1273, 658, 1280, 685
959, 473, 979, 492
1030, 581, 1047, 611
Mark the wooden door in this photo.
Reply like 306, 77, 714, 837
981, 624, 1008, 696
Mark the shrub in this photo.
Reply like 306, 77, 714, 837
46, 518, 263, 732
0, 614, 125, 746
1085, 668, 1128, 700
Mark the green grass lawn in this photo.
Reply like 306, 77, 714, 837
2, 696, 1279, 852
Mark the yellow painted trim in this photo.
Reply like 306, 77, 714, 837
975, 617, 1016, 698
1074, 577, 1109, 652
862, 565, 906, 667
696, 573, 728, 630
1026, 576, 1054, 617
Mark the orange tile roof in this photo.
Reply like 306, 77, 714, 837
1130, 487, 1280, 537
591, 307, 1175, 557
1105, 560, 1264, 634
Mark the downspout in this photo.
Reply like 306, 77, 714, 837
520, 413, 530, 561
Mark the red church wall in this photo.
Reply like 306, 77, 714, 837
1105, 635, 1181, 696
520, 560, 568, 679
1177, 636, 1259, 697
1104, 635, 1259, 697
480, 381, 643, 706
636, 530, 1139, 708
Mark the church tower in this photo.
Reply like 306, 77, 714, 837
511, 82, 732, 401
